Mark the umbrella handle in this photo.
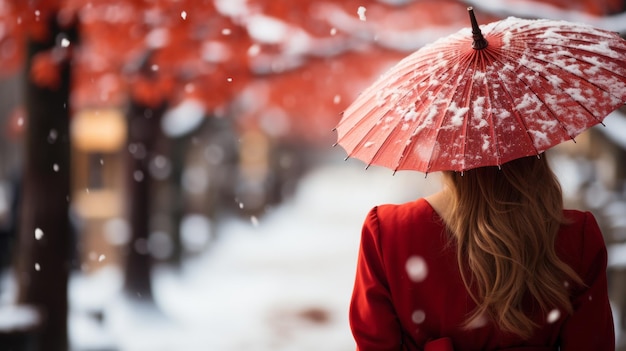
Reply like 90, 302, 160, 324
467, 7, 488, 50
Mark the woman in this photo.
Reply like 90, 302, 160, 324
349, 155, 614, 350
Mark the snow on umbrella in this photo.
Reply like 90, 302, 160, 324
335, 7, 626, 173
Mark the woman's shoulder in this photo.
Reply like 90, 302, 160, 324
558, 209, 607, 277
365, 198, 446, 246
559, 209, 603, 244
372, 198, 438, 224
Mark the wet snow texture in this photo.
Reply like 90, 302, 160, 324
336, 17, 626, 173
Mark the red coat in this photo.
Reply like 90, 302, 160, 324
350, 198, 614, 351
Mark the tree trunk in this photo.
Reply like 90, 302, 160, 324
14, 20, 74, 351
123, 101, 165, 301
168, 137, 185, 266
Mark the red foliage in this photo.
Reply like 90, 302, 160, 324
30, 51, 62, 89
7, 0, 619, 139
70, 0, 253, 110
129, 74, 176, 108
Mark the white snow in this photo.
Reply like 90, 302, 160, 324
0, 305, 40, 331
145, 28, 170, 49
357, 6, 367, 21
214, 0, 249, 18
34, 228, 44, 240
405, 255, 428, 283
246, 15, 292, 45
472, 96, 487, 124
201, 41, 232, 63
608, 242, 626, 268
547, 309, 561, 324
601, 110, 626, 150
161, 99, 206, 138
411, 309, 426, 324
447, 102, 469, 127
66, 159, 441, 351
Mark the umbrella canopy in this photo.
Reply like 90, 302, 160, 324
335, 8, 626, 173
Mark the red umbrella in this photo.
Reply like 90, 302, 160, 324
335, 8, 626, 174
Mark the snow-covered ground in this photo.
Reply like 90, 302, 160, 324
68, 155, 442, 351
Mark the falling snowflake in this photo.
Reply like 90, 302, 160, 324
405, 255, 428, 282
411, 310, 426, 324
248, 44, 261, 56
47, 129, 58, 143
547, 309, 560, 323
34, 228, 44, 240
357, 6, 367, 21
134, 170, 144, 182
467, 314, 488, 329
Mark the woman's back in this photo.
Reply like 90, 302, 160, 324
349, 198, 614, 350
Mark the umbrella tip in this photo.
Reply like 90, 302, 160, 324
467, 7, 488, 50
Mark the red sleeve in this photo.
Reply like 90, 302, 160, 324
349, 207, 403, 351
560, 212, 615, 351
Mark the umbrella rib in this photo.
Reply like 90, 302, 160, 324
494, 66, 542, 156
488, 30, 626, 156
335, 18, 626, 174
516, 54, 616, 130
361, 110, 401, 169
448, 54, 481, 172
531, 46, 626, 110
479, 50, 504, 167
392, 54, 472, 172
335, 50, 461, 151
499, 59, 595, 149
534, 40, 626, 78
356, 49, 469, 171
336, 107, 393, 165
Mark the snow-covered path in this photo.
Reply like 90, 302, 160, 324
70, 158, 442, 351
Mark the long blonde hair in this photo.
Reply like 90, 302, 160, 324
442, 155, 583, 338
